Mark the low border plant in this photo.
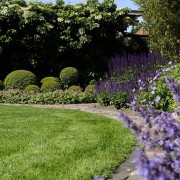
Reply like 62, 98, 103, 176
0, 89, 96, 104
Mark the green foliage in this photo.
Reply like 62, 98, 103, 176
96, 91, 111, 106
85, 84, 96, 97
41, 80, 60, 92
0, 80, 4, 90
0, 89, 96, 104
40, 77, 60, 84
0, 0, 131, 80
56, 0, 64, 6
110, 92, 128, 109
85, 84, 95, 92
133, 0, 180, 57
3, 70, 37, 89
68, 85, 82, 93
24, 85, 40, 93
137, 63, 180, 112
60, 67, 79, 88
96, 91, 128, 109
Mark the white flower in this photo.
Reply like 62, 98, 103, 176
155, 96, 161, 102
168, 61, 172, 65
95, 14, 102, 20
151, 90, 155, 95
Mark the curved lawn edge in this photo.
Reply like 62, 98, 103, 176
0, 104, 136, 179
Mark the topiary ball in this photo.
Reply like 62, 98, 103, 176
41, 80, 60, 92
0, 80, 4, 90
68, 85, 82, 93
4, 70, 37, 89
85, 84, 96, 93
24, 85, 40, 93
60, 67, 79, 88
40, 77, 60, 84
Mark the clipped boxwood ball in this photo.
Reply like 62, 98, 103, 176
68, 85, 82, 93
41, 81, 60, 92
60, 67, 79, 87
0, 80, 4, 90
4, 70, 37, 89
24, 85, 40, 93
85, 84, 96, 93
40, 77, 60, 84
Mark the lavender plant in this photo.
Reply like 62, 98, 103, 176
119, 77, 180, 180
95, 53, 168, 109
95, 79, 136, 108
108, 53, 168, 83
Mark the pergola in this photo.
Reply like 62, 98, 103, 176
126, 10, 149, 38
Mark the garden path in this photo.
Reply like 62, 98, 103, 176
4, 103, 161, 180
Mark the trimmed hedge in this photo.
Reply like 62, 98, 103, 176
4, 70, 37, 89
40, 77, 60, 84
41, 81, 60, 92
68, 85, 82, 93
24, 85, 40, 93
60, 67, 79, 88
85, 84, 96, 93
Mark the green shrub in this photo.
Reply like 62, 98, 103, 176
24, 85, 40, 93
96, 89, 128, 109
60, 67, 79, 88
0, 89, 96, 104
4, 70, 37, 89
96, 91, 111, 106
41, 81, 60, 92
137, 63, 180, 112
68, 85, 82, 93
85, 84, 96, 94
0, 80, 4, 90
110, 92, 128, 109
40, 77, 60, 84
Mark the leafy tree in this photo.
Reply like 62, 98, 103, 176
133, 0, 180, 57
56, 0, 64, 6
0, 0, 132, 81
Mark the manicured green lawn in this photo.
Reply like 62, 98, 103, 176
0, 105, 136, 179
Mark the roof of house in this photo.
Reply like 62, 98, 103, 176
135, 28, 149, 35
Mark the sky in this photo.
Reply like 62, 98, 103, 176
38, 0, 139, 10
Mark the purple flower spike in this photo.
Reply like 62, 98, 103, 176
94, 175, 104, 180
119, 76, 180, 180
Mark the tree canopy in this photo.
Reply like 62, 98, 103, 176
133, 0, 180, 57
0, 0, 132, 80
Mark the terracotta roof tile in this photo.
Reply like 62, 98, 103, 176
135, 28, 149, 35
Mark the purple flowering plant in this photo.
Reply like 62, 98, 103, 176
137, 63, 180, 112
108, 53, 168, 83
95, 53, 169, 109
119, 77, 180, 180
